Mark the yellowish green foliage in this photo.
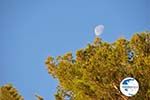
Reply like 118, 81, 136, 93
35, 94, 44, 100
0, 84, 24, 100
0, 85, 44, 100
45, 32, 150, 100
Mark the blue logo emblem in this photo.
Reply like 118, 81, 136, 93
120, 77, 139, 96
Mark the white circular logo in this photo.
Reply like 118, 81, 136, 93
120, 77, 139, 97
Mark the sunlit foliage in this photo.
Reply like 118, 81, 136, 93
0, 32, 149, 100
0, 84, 24, 100
45, 32, 150, 100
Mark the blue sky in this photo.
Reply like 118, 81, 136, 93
0, 0, 149, 99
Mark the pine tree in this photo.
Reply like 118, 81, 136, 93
45, 32, 150, 100
0, 32, 149, 100
0, 84, 24, 100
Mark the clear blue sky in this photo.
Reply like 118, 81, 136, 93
0, 0, 149, 99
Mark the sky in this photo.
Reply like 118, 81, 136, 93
0, 0, 149, 100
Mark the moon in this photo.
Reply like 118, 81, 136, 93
94, 25, 104, 36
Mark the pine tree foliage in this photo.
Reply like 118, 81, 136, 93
0, 84, 24, 100
45, 32, 150, 100
35, 94, 44, 100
